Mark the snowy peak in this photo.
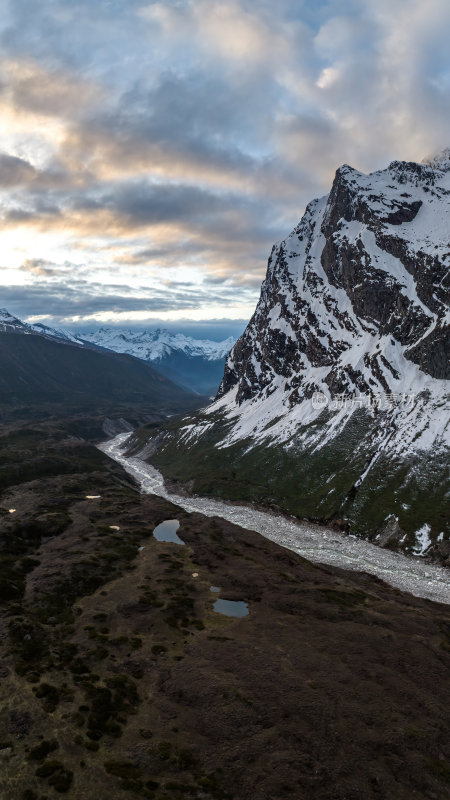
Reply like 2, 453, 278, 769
209, 155, 450, 461
0, 312, 236, 394
0, 312, 235, 364
0, 311, 88, 347
0, 308, 28, 332
422, 147, 450, 171
0, 308, 19, 323
0, 310, 94, 354
79, 328, 235, 394
30, 322, 84, 344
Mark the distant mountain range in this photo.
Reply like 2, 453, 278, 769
0, 311, 236, 396
0, 309, 199, 412
81, 327, 235, 362
0, 312, 236, 396
129, 151, 450, 564
80, 328, 236, 395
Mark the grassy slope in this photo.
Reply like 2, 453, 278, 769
1, 412, 450, 800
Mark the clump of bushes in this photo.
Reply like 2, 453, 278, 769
82, 674, 139, 741
151, 644, 167, 655
35, 760, 73, 792
34, 682, 61, 713
28, 738, 59, 760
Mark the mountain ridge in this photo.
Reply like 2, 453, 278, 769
0, 311, 199, 412
81, 327, 236, 395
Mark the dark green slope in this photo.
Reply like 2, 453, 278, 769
0, 332, 198, 411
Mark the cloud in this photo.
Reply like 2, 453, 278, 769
0, 58, 100, 117
1, 0, 450, 324
2, 177, 281, 286
20, 257, 91, 277
20, 258, 59, 276
139, 0, 289, 66
0, 153, 37, 187
0, 275, 258, 322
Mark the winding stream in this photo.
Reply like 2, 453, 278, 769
99, 433, 450, 605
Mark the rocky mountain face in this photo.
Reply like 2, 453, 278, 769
141, 153, 450, 563
220, 156, 449, 405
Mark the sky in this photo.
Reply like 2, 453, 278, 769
1, 0, 450, 335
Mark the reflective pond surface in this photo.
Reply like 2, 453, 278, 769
153, 519, 184, 545
213, 598, 249, 617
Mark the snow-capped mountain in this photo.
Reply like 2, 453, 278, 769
0, 308, 30, 332
0, 310, 198, 409
82, 328, 235, 363
214, 153, 449, 452
0, 310, 86, 345
30, 322, 84, 344
136, 151, 450, 563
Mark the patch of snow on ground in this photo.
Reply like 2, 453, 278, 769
413, 523, 432, 556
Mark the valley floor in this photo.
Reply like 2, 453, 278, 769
101, 433, 450, 606
1, 412, 450, 800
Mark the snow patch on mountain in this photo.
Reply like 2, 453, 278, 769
0, 308, 29, 332
30, 322, 84, 344
413, 523, 433, 556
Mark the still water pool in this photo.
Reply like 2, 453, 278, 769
213, 598, 249, 617
153, 519, 184, 545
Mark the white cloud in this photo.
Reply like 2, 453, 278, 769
316, 65, 341, 90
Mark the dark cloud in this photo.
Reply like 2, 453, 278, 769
0, 153, 36, 187
0, 277, 257, 320
103, 181, 224, 225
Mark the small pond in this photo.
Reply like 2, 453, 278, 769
213, 598, 249, 618
153, 519, 184, 545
